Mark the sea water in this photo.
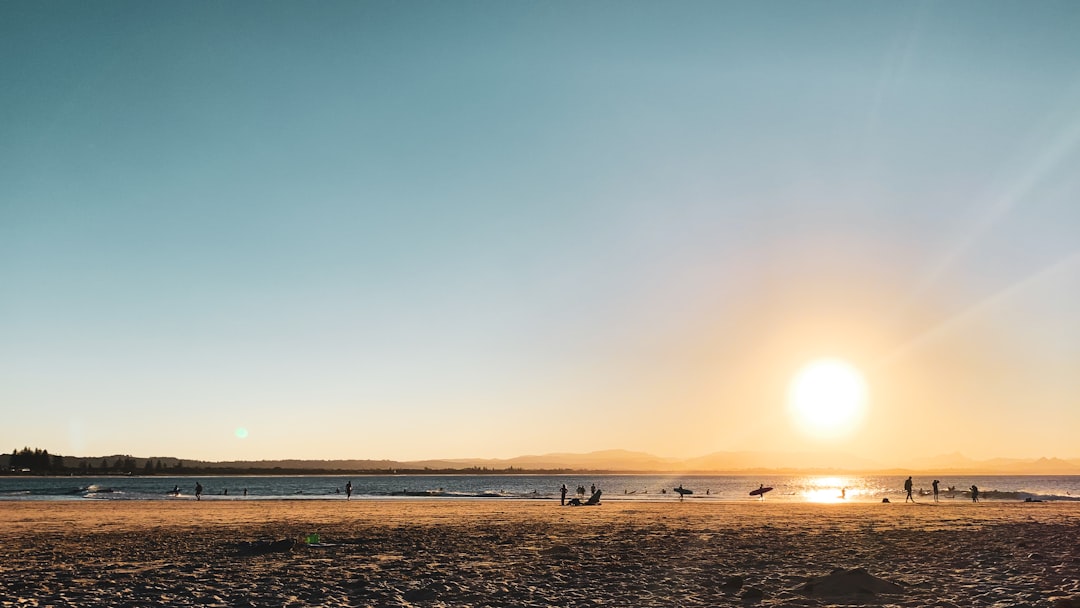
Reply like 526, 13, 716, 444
1, 474, 1078, 502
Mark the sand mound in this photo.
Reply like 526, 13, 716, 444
796, 567, 904, 597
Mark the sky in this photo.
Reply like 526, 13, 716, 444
3, 1, 1079, 465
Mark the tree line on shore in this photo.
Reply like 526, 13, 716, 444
4, 447, 184, 475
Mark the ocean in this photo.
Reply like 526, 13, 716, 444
2, 474, 1078, 502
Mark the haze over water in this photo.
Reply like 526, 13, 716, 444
3, 2, 1079, 466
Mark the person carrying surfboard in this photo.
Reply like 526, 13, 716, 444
750, 484, 772, 499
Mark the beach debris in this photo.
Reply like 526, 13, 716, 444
795, 567, 904, 598
303, 532, 337, 548
236, 539, 294, 556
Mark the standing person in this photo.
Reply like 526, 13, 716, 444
346, 480, 352, 500
970, 485, 979, 503
904, 476, 915, 502
932, 480, 940, 502
560, 484, 567, 506
195, 482, 203, 501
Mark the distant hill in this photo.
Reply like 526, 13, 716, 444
455, 449, 682, 471
902, 453, 1080, 475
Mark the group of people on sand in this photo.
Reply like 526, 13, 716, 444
902, 476, 979, 503
559, 483, 602, 506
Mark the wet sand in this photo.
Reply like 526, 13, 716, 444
1, 500, 1078, 607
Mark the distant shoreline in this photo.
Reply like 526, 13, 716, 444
7, 447, 1080, 477
6, 468, 1080, 477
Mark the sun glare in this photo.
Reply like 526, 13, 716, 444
803, 476, 855, 503
787, 359, 868, 439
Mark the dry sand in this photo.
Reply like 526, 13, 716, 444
1, 500, 1078, 607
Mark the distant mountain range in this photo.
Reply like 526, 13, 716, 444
6, 448, 1080, 474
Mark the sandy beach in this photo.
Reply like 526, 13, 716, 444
1, 500, 1078, 607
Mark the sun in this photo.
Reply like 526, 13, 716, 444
787, 358, 868, 438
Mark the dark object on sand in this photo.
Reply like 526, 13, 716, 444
796, 567, 904, 597
567, 489, 602, 506
237, 539, 294, 556
882, 498, 890, 503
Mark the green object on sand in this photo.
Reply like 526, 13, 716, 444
305, 533, 320, 544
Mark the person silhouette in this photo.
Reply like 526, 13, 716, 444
346, 481, 352, 500
932, 480, 940, 502
904, 476, 914, 502
560, 484, 567, 506
970, 485, 979, 503
195, 482, 203, 501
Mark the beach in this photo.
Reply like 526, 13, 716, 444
2, 500, 1078, 607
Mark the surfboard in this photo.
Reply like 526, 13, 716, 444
749, 486, 773, 496
674, 487, 693, 495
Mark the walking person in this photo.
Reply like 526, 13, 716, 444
346, 480, 352, 500
970, 485, 979, 503
195, 482, 203, 501
904, 476, 915, 502
932, 479, 940, 502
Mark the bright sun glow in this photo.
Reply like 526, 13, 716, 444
788, 358, 868, 439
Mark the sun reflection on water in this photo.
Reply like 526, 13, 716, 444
803, 476, 854, 503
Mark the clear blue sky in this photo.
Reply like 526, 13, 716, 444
3, 1, 1079, 464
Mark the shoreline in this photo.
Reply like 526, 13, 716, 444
6, 472, 1079, 504
2, 501, 1078, 606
